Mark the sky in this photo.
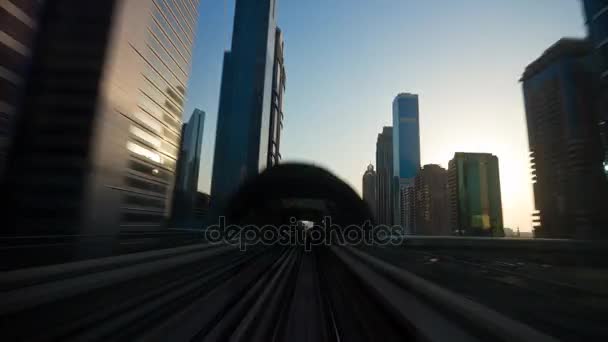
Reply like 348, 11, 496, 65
183, 0, 586, 232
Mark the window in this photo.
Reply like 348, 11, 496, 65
130, 125, 161, 148
127, 141, 163, 164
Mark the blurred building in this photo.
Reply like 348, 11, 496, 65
376, 126, 393, 225
414, 164, 450, 236
171, 109, 205, 228
0, 0, 44, 180
193, 192, 210, 227
3, 0, 200, 235
397, 178, 416, 233
211, 0, 279, 210
448, 153, 504, 237
362, 164, 377, 219
582, 0, 608, 179
583, 0, 608, 81
522, 38, 608, 239
267, 27, 286, 167
392, 93, 421, 229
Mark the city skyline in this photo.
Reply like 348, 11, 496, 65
185, 0, 586, 232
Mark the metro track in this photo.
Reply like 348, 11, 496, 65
0, 243, 560, 341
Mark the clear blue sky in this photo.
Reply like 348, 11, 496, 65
183, 0, 586, 232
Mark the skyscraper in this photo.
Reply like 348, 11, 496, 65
583, 0, 608, 81
392, 93, 421, 230
376, 127, 393, 226
362, 164, 377, 220
0, 0, 43, 179
211, 0, 279, 210
522, 38, 608, 239
3, 0, 200, 235
393, 93, 421, 179
267, 27, 286, 167
171, 109, 205, 228
414, 164, 450, 236
582, 0, 608, 178
448, 153, 504, 237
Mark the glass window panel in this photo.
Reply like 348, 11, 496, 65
130, 125, 161, 148
127, 141, 163, 164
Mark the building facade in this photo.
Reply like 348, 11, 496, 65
376, 126, 393, 226
395, 178, 415, 232
362, 164, 377, 220
392, 93, 421, 179
583, 0, 608, 81
392, 93, 421, 229
582, 0, 608, 179
414, 164, 450, 236
267, 27, 285, 167
171, 109, 205, 228
0, 0, 44, 180
448, 153, 504, 237
522, 38, 608, 239
211, 0, 279, 210
3, 0, 200, 235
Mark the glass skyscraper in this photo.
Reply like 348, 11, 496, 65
392, 93, 421, 229
3, 0, 200, 235
211, 0, 279, 209
583, 0, 608, 81
582, 0, 608, 179
448, 153, 504, 237
267, 27, 286, 167
392, 93, 421, 179
171, 109, 205, 228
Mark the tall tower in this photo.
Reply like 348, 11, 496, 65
3, 0, 200, 235
582, 0, 608, 179
392, 93, 421, 230
0, 0, 44, 180
522, 38, 608, 239
414, 164, 450, 236
362, 164, 377, 220
448, 153, 504, 237
267, 27, 286, 167
211, 0, 279, 210
582, 0, 608, 81
376, 127, 393, 226
171, 109, 205, 228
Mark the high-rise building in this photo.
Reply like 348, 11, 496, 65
3, 0, 200, 235
376, 127, 393, 225
583, 0, 608, 81
414, 164, 450, 236
392, 93, 421, 179
362, 164, 377, 219
522, 38, 608, 239
171, 109, 205, 228
448, 153, 504, 237
267, 27, 286, 167
396, 178, 415, 232
582, 0, 608, 179
392, 93, 421, 230
0, 0, 44, 179
211, 0, 279, 210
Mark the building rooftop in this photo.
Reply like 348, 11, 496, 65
521, 38, 592, 81
395, 92, 418, 99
